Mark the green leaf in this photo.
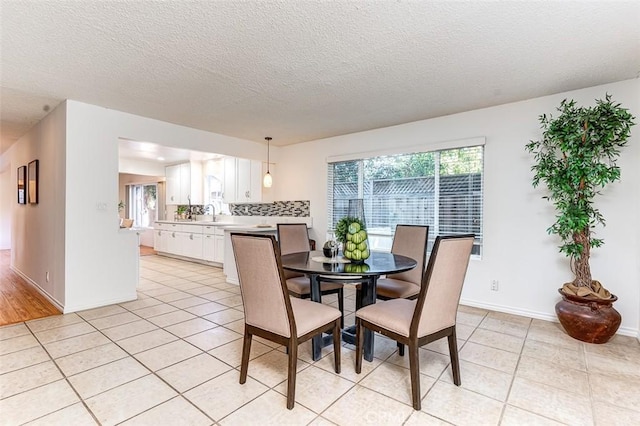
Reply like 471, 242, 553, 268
525, 94, 636, 284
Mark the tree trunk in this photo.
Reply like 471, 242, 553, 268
572, 229, 592, 289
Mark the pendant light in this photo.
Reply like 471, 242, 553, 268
263, 136, 273, 188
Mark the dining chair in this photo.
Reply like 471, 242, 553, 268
231, 233, 341, 409
378, 225, 429, 298
277, 223, 345, 328
354, 234, 475, 410
356, 224, 428, 355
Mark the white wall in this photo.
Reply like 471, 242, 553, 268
1, 100, 269, 313
275, 79, 640, 336
5, 102, 67, 309
62, 101, 271, 312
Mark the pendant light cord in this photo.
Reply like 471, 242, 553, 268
265, 137, 272, 172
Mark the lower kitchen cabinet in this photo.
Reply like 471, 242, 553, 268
202, 225, 225, 263
154, 228, 168, 252
165, 230, 183, 255
155, 222, 224, 265
203, 234, 216, 262
183, 232, 203, 259
214, 233, 224, 263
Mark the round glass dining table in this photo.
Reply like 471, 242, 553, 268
281, 250, 417, 362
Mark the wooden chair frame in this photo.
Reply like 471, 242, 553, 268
376, 224, 429, 302
233, 233, 341, 409
355, 234, 474, 410
359, 224, 429, 356
277, 223, 345, 328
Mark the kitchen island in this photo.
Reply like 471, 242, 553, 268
153, 217, 312, 284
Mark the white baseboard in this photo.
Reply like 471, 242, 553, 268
63, 293, 137, 314
11, 266, 64, 313
10, 266, 137, 315
459, 297, 639, 338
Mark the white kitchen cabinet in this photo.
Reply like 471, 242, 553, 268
222, 157, 262, 203
165, 164, 181, 204
155, 222, 225, 264
184, 232, 203, 259
222, 157, 237, 204
203, 234, 216, 262
202, 225, 225, 264
154, 228, 168, 252
166, 162, 203, 204
167, 230, 201, 259
166, 230, 182, 254
214, 231, 224, 263
180, 162, 192, 203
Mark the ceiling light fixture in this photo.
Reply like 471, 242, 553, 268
263, 137, 273, 188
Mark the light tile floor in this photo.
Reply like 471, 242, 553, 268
1, 255, 639, 425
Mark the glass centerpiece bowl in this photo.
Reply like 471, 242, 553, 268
334, 199, 370, 263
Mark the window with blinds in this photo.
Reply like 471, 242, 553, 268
327, 145, 483, 255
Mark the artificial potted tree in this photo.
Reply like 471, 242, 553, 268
526, 94, 635, 343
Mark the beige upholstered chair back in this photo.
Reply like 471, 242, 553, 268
277, 223, 311, 255
232, 233, 294, 338
277, 223, 311, 280
414, 235, 474, 337
387, 225, 429, 285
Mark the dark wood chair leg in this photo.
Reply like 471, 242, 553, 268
286, 340, 298, 409
355, 318, 364, 374
398, 342, 405, 356
333, 319, 341, 373
240, 330, 252, 384
285, 293, 302, 356
408, 341, 421, 410
448, 329, 461, 386
337, 288, 344, 329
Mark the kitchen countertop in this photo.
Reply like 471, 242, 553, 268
155, 219, 313, 232
155, 220, 235, 225
155, 220, 278, 231
222, 225, 277, 232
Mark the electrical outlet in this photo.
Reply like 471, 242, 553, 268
491, 280, 499, 291
46, 271, 50, 282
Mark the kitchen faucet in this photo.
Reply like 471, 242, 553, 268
204, 204, 216, 220
187, 196, 194, 221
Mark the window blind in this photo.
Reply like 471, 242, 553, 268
328, 145, 483, 255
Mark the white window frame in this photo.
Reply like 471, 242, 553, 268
327, 137, 485, 257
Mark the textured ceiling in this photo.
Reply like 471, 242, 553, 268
2, 1, 639, 155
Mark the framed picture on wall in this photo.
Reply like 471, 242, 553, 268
17, 165, 26, 204
28, 159, 39, 204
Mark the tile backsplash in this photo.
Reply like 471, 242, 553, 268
230, 200, 310, 217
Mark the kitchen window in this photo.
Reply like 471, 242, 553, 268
327, 145, 483, 256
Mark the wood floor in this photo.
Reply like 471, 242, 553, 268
0, 246, 156, 327
0, 250, 61, 327
139, 245, 157, 256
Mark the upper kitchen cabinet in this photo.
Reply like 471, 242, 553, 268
165, 161, 203, 204
222, 157, 262, 203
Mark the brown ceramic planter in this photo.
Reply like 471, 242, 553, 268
555, 289, 621, 344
